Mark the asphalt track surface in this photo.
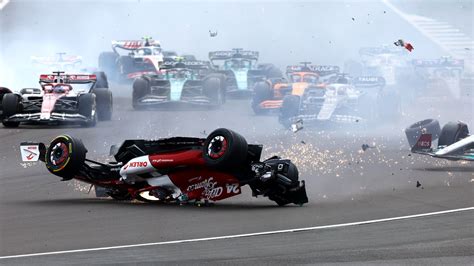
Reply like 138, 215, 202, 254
1, 1, 473, 265
0, 95, 473, 265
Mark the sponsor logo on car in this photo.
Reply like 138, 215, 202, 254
129, 161, 148, 167
187, 177, 224, 199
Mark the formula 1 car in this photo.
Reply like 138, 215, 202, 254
251, 63, 339, 114
20, 128, 308, 206
405, 119, 473, 161
412, 57, 473, 100
278, 72, 395, 128
1, 71, 113, 128
209, 48, 282, 97
31, 53, 83, 71
344, 45, 413, 86
98, 37, 164, 81
132, 60, 226, 109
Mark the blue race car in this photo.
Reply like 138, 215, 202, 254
209, 48, 281, 98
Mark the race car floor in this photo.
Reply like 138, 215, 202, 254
0, 96, 473, 264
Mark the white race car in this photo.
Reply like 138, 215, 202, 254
278, 74, 397, 128
1, 71, 112, 128
98, 37, 164, 81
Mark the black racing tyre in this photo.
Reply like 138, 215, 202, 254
0, 87, 12, 94
132, 78, 150, 109
405, 119, 441, 148
108, 190, 133, 201
279, 95, 300, 128
119, 56, 135, 74
91, 88, 113, 121
2, 93, 21, 127
206, 73, 227, 103
45, 135, 87, 180
251, 81, 273, 115
93, 71, 109, 89
98, 52, 118, 80
203, 128, 248, 169
78, 93, 97, 127
203, 77, 223, 107
438, 121, 469, 147
261, 64, 283, 78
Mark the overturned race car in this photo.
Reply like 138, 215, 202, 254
20, 128, 308, 206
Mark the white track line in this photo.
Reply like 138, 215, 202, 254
383, 0, 473, 72
0, 206, 472, 260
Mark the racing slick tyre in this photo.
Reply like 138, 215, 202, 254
78, 93, 97, 127
279, 95, 300, 128
205, 73, 227, 103
93, 71, 109, 89
91, 88, 113, 121
203, 76, 224, 107
132, 78, 151, 109
2, 93, 21, 127
98, 52, 118, 80
251, 81, 273, 115
203, 128, 248, 169
0, 87, 12, 118
405, 119, 441, 148
119, 56, 135, 75
260, 64, 283, 79
45, 135, 87, 180
438, 121, 469, 147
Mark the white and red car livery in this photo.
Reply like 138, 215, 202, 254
99, 38, 164, 81
1, 71, 113, 128
20, 129, 308, 206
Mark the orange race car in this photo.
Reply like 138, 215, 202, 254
251, 62, 339, 114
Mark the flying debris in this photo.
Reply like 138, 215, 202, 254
361, 144, 375, 151
416, 181, 424, 189
209, 30, 218, 37
394, 39, 414, 52
291, 119, 304, 133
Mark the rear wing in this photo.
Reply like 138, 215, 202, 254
286, 65, 340, 76
31, 54, 82, 65
412, 59, 464, 69
112, 39, 161, 51
209, 49, 259, 61
20, 142, 46, 162
353, 76, 386, 88
39, 73, 97, 84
